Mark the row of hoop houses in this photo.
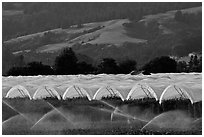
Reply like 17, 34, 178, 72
4, 83, 202, 104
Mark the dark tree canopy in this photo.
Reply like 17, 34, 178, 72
7, 67, 27, 76
77, 61, 96, 74
54, 48, 78, 75
5, 48, 201, 76
7, 61, 54, 76
97, 58, 119, 74
118, 59, 137, 74
142, 56, 177, 73
27, 62, 54, 75
176, 61, 187, 73
188, 55, 202, 72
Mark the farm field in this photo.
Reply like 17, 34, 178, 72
2, 73, 202, 135
2, 2, 202, 135
2, 98, 202, 135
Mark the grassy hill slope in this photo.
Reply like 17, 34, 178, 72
2, 6, 202, 75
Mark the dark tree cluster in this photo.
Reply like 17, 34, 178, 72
54, 48, 96, 75
54, 48, 137, 75
7, 62, 54, 76
188, 55, 202, 72
97, 58, 137, 74
6, 48, 202, 76
177, 54, 202, 73
142, 56, 177, 73
142, 55, 202, 74
97, 58, 119, 74
176, 61, 188, 73
54, 48, 78, 75
6, 48, 137, 76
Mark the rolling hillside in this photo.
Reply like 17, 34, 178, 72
2, 6, 202, 75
